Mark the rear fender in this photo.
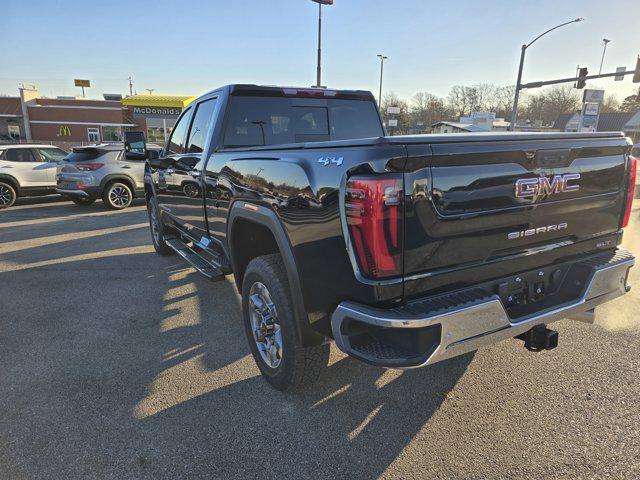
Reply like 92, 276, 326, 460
228, 202, 326, 346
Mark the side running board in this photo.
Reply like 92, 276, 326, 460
165, 236, 225, 281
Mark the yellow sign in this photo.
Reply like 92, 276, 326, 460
122, 94, 195, 109
58, 125, 72, 137
74, 79, 91, 87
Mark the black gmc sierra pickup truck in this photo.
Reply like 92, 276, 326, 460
135, 84, 636, 391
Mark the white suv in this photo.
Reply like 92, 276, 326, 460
0, 144, 67, 208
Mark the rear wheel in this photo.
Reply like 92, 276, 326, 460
103, 181, 133, 210
0, 182, 17, 209
182, 182, 200, 198
242, 254, 329, 391
147, 196, 172, 256
72, 197, 95, 206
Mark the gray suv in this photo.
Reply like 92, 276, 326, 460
56, 144, 149, 209
57, 143, 194, 209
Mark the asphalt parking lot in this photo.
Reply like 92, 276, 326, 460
1, 196, 639, 480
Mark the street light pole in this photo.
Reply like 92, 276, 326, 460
510, 18, 584, 130
377, 54, 387, 107
316, 2, 322, 87
599, 38, 611, 75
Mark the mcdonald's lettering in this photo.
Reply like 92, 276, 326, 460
58, 125, 72, 137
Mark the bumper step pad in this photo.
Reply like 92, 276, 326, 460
332, 248, 634, 369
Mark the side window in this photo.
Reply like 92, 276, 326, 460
38, 148, 67, 162
167, 108, 192, 155
5, 148, 37, 163
186, 98, 218, 154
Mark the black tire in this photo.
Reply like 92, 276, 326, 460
0, 182, 17, 209
147, 196, 172, 256
182, 182, 200, 198
72, 197, 95, 206
102, 181, 133, 210
242, 254, 329, 391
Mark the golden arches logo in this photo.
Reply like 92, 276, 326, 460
58, 125, 72, 137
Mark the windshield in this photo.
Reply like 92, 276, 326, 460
223, 96, 383, 148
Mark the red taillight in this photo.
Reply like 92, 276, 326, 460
621, 155, 637, 228
345, 175, 403, 279
75, 163, 103, 171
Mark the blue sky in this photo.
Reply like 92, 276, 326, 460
2, 0, 639, 101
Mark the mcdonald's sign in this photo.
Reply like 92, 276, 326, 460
58, 125, 72, 137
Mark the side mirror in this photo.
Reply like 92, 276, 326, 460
124, 131, 147, 159
148, 154, 173, 170
125, 151, 147, 161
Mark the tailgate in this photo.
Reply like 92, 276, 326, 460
404, 136, 632, 278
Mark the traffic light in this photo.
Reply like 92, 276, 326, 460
633, 56, 640, 83
576, 67, 588, 89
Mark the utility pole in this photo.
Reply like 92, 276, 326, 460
128, 76, 133, 96
599, 38, 611, 74
145, 89, 155, 95
377, 54, 388, 107
510, 18, 584, 130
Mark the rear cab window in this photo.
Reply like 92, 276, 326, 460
223, 95, 383, 148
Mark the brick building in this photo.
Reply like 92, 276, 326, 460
0, 85, 194, 147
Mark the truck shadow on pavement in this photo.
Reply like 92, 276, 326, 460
0, 201, 474, 480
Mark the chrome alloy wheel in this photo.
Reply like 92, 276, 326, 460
183, 183, 199, 198
149, 202, 161, 244
109, 185, 130, 208
249, 282, 283, 369
0, 185, 13, 206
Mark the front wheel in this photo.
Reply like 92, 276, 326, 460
242, 254, 329, 391
147, 196, 172, 256
0, 182, 17, 209
103, 181, 133, 210
72, 197, 95, 206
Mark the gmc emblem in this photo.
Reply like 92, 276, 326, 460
515, 174, 580, 198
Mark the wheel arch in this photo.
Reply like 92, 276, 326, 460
228, 202, 325, 346
99, 174, 137, 197
0, 174, 20, 195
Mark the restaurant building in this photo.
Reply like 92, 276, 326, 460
122, 94, 195, 144
0, 85, 194, 147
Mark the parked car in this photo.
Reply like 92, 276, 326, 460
56, 144, 160, 209
0, 144, 67, 208
140, 84, 636, 391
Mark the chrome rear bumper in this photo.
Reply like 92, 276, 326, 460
331, 249, 634, 368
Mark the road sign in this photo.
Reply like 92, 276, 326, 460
311, 0, 333, 4
584, 102, 599, 116
615, 67, 626, 81
583, 89, 604, 103
387, 106, 400, 115
74, 79, 90, 87
388, 119, 398, 127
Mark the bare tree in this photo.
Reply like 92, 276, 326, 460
410, 92, 449, 130
381, 92, 410, 133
